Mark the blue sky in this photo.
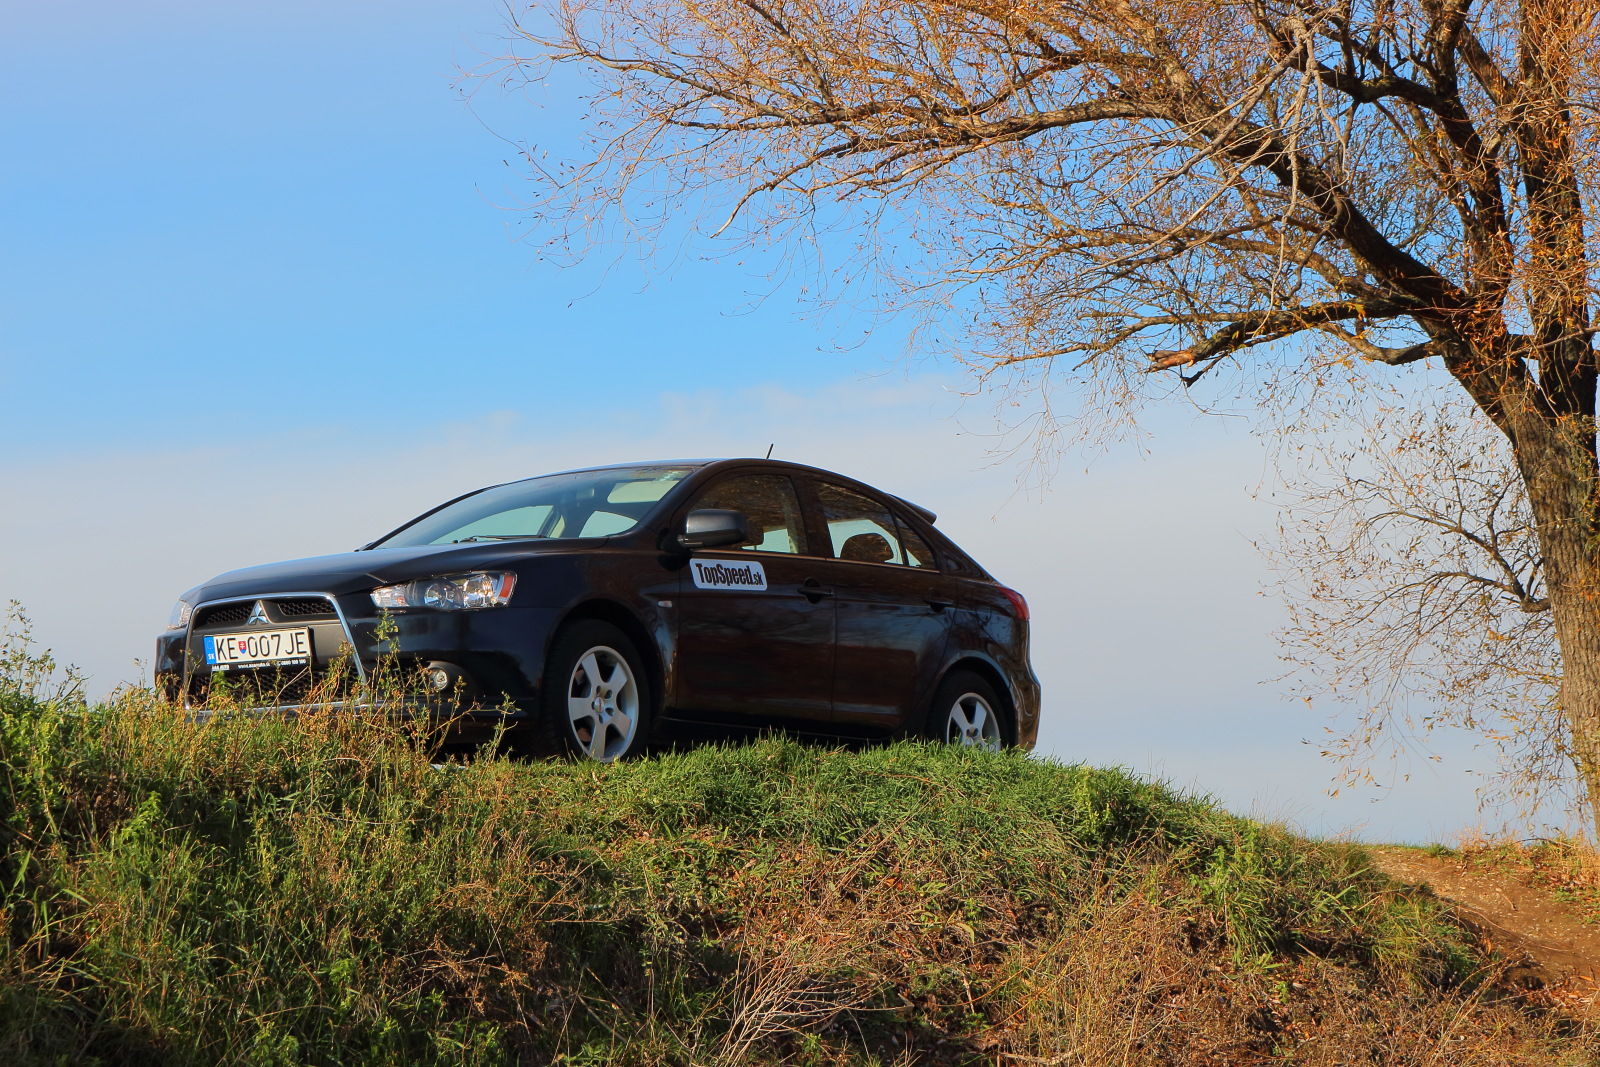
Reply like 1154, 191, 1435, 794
0, 0, 878, 453
0, 1, 1551, 842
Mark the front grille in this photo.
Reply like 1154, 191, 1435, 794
193, 597, 337, 629
185, 598, 358, 711
195, 603, 251, 628
276, 597, 337, 619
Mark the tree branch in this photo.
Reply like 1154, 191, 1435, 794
1144, 297, 1418, 371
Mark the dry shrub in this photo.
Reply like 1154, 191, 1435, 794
996, 892, 1206, 1064
678, 835, 925, 1064
700, 895, 879, 1066
992, 884, 1596, 1067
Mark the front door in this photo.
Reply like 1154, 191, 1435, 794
672, 472, 835, 721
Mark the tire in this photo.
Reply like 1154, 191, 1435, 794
539, 620, 653, 762
925, 671, 1010, 751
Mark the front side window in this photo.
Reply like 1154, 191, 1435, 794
688, 474, 807, 554
375, 466, 694, 548
818, 482, 908, 565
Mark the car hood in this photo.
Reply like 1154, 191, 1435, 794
196, 542, 573, 601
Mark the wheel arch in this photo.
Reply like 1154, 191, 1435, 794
936, 656, 1017, 736
550, 598, 667, 713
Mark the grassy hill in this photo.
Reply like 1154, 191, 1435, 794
0, 644, 1594, 1064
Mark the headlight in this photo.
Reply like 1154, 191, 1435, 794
370, 572, 517, 611
167, 598, 195, 630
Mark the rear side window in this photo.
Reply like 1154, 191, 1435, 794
928, 529, 986, 578
818, 482, 913, 565
687, 474, 808, 554
896, 518, 937, 569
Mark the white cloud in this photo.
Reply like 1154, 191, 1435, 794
0, 377, 1530, 841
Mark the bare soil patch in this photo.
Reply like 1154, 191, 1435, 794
1369, 845, 1600, 1017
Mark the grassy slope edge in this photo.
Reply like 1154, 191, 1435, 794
0, 679, 1594, 1065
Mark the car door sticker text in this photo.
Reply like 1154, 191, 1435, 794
690, 559, 767, 591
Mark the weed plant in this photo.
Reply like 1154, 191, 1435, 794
0, 614, 1593, 1065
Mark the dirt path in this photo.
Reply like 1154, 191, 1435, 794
1368, 846, 1600, 1017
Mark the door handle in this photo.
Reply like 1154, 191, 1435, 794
800, 580, 834, 601
927, 598, 954, 613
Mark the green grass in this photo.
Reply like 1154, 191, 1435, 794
0, 622, 1592, 1065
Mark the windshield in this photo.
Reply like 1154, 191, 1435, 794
373, 466, 696, 548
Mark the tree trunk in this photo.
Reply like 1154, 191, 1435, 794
1507, 411, 1600, 839
1479, 0, 1598, 838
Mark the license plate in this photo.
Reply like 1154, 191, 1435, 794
204, 627, 312, 670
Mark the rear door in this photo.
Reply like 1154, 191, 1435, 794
671, 471, 836, 721
801, 478, 956, 729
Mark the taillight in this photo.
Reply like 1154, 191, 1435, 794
1000, 586, 1029, 621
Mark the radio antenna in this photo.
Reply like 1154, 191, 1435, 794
764, 443, 774, 459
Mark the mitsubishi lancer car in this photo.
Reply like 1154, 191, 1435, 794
155, 459, 1040, 760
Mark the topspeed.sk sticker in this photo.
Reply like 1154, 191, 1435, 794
690, 558, 767, 591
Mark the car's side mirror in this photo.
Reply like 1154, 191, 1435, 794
676, 509, 750, 552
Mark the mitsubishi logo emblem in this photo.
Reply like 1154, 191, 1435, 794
247, 601, 270, 626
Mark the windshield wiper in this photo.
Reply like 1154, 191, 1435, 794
446, 534, 549, 544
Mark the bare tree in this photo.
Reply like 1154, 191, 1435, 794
496, 0, 1600, 835
1268, 390, 1572, 818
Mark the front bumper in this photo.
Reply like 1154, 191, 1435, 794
156, 592, 563, 734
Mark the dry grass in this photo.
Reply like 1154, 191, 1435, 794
0, 620, 1596, 1065
1447, 835, 1600, 924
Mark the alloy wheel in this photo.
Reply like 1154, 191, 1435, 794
566, 645, 640, 761
944, 691, 1002, 751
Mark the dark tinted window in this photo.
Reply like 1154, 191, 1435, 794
818, 482, 910, 565
688, 474, 808, 554
927, 528, 986, 578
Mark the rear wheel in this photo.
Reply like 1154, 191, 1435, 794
925, 671, 1009, 751
539, 620, 652, 762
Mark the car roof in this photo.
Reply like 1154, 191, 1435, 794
704, 459, 940, 524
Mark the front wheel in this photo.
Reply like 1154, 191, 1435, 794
540, 621, 652, 762
925, 671, 1009, 751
